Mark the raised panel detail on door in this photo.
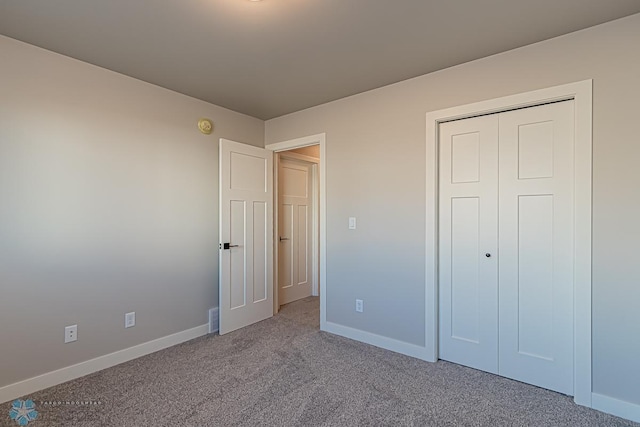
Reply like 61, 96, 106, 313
279, 204, 293, 290
278, 157, 313, 305
450, 197, 480, 343
297, 205, 309, 286
498, 101, 574, 395
451, 132, 480, 183
439, 114, 499, 374
518, 121, 554, 179
253, 201, 267, 302
230, 200, 246, 309
230, 152, 267, 192
281, 167, 308, 198
517, 194, 554, 359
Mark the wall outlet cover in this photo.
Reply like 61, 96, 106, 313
125, 312, 136, 328
64, 325, 78, 343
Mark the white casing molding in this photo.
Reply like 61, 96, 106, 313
266, 133, 326, 329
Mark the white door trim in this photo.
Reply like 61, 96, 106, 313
266, 134, 326, 330
280, 151, 320, 164
425, 80, 593, 407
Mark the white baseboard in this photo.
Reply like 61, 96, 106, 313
323, 321, 429, 361
592, 393, 640, 423
0, 324, 209, 404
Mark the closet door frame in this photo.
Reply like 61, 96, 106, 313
425, 80, 593, 407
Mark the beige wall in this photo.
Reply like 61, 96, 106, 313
2, 12, 639, 408
266, 14, 640, 404
0, 36, 264, 388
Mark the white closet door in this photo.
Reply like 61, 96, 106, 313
439, 115, 499, 374
498, 101, 575, 394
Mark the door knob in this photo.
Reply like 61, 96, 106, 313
279, 237, 289, 241
485, 253, 491, 258
221, 243, 239, 250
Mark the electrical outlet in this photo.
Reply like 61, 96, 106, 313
64, 325, 77, 343
355, 299, 363, 313
125, 312, 136, 328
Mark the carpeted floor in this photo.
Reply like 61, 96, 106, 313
1, 296, 637, 426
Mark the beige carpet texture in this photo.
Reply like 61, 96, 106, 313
1, 297, 637, 426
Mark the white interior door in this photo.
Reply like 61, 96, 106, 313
498, 101, 575, 394
219, 139, 273, 335
438, 100, 575, 395
439, 115, 499, 374
278, 157, 313, 305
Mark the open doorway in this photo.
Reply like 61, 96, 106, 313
276, 147, 319, 308
265, 134, 326, 329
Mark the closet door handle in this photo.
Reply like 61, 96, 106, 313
279, 237, 290, 242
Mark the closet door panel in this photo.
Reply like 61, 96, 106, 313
498, 101, 575, 395
439, 115, 499, 374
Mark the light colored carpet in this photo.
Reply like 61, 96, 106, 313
1, 296, 637, 426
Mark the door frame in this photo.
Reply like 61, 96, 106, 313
425, 80, 593, 407
266, 134, 326, 330
275, 151, 320, 304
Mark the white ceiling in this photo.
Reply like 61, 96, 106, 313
1, 1, 639, 119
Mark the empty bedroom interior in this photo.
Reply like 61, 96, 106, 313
1, 1, 640, 425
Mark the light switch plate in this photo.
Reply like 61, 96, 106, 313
349, 217, 357, 229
